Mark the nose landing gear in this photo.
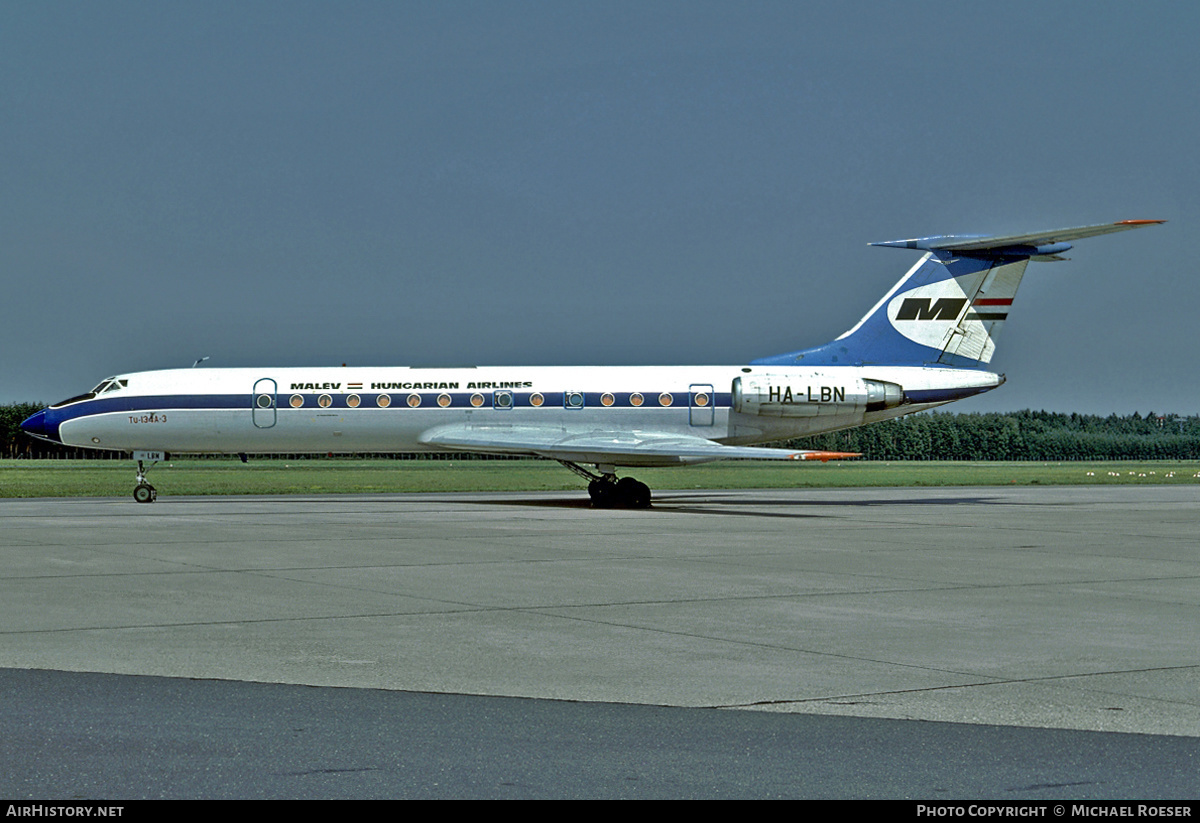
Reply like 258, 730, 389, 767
131, 451, 164, 503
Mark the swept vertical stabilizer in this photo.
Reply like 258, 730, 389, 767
752, 220, 1164, 368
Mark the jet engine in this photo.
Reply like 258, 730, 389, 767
732, 375, 905, 419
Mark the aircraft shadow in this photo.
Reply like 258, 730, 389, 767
465, 491, 1001, 518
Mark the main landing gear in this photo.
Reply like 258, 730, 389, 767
557, 460, 651, 509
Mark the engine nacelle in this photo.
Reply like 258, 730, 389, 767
733, 375, 905, 419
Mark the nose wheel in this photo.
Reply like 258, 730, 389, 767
133, 457, 159, 503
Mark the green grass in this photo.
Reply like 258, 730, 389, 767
2, 458, 1199, 499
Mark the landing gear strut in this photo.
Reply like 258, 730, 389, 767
557, 461, 651, 509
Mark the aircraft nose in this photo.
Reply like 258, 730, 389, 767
20, 409, 61, 444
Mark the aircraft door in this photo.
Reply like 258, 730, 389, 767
252, 378, 277, 428
689, 383, 714, 427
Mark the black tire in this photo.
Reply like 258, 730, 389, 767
133, 484, 155, 504
588, 480, 615, 508
616, 477, 651, 509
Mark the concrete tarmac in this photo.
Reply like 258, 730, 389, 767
2, 485, 1199, 796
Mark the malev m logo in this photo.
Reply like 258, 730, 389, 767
886, 283, 975, 352
895, 297, 967, 321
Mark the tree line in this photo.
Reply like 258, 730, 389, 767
4, 402, 1200, 461
792, 409, 1200, 461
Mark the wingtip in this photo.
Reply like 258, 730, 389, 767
1116, 219, 1167, 225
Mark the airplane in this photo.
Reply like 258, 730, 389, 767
21, 219, 1163, 508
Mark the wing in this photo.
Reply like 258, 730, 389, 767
418, 424, 857, 467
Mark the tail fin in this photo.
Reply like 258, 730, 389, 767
752, 220, 1165, 368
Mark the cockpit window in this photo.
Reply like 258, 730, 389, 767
92, 378, 128, 394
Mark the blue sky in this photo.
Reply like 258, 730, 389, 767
3, 1, 1195, 414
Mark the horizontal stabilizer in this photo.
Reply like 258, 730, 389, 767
872, 220, 1165, 259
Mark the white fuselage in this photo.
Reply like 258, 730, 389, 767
51, 364, 1001, 464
